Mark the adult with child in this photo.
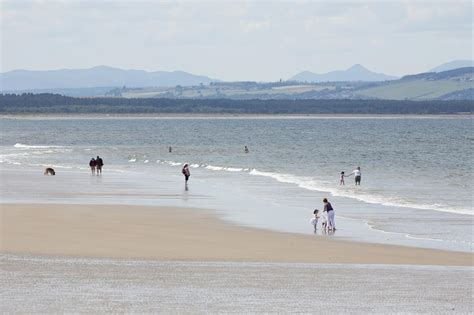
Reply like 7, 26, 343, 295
346, 166, 362, 185
323, 198, 336, 230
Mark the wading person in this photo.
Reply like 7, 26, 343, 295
347, 166, 361, 185
89, 157, 97, 175
182, 163, 190, 189
96, 156, 104, 175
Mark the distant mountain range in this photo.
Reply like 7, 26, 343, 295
289, 64, 398, 82
356, 67, 473, 101
117, 66, 473, 101
429, 60, 473, 73
0, 66, 218, 91
1, 60, 472, 94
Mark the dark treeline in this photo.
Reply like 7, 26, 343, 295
0, 93, 472, 114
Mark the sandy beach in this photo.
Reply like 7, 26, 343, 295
1, 203, 471, 265
2, 203, 473, 312
2, 254, 472, 313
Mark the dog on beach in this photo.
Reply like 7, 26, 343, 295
44, 168, 56, 176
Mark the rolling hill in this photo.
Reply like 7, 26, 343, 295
429, 60, 473, 73
0, 66, 218, 91
2, 63, 472, 101
290, 64, 398, 82
355, 67, 473, 100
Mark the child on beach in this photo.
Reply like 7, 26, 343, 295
340, 171, 345, 185
310, 209, 320, 232
320, 210, 328, 230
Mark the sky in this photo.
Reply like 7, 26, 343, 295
1, 0, 472, 81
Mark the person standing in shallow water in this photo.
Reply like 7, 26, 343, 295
339, 171, 345, 185
347, 167, 362, 185
323, 198, 336, 230
244, 146, 249, 154
89, 157, 97, 175
182, 163, 190, 188
96, 156, 104, 175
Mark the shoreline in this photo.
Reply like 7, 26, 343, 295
1, 113, 473, 120
1, 203, 472, 266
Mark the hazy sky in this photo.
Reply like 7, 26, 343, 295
1, 0, 472, 81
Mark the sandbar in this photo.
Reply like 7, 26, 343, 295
0, 203, 472, 265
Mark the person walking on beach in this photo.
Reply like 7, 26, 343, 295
347, 167, 361, 185
182, 163, 190, 187
89, 157, 97, 175
96, 156, 104, 175
323, 198, 336, 230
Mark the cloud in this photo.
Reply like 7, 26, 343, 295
1, 0, 472, 80
240, 20, 271, 33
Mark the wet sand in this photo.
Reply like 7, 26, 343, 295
2, 255, 472, 313
1, 203, 472, 265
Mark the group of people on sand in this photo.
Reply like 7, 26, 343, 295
89, 156, 104, 175
49, 149, 352, 238
339, 166, 361, 186
310, 166, 363, 232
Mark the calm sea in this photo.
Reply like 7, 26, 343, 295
1, 116, 472, 251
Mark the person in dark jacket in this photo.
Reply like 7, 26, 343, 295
89, 158, 97, 175
323, 198, 336, 230
96, 156, 104, 175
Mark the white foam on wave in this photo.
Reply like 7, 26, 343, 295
225, 167, 243, 172
205, 165, 245, 172
145, 161, 472, 215
168, 161, 183, 166
157, 160, 245, 173
144, 160, 149, 163
248, 169, 473, 216
205, 165, 224, 171
14, 143, 62, 149
128, 159, 136, 162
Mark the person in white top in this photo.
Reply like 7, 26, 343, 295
347, 166, 362, 185
310, 209, 320, 232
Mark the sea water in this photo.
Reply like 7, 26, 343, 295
0, 116, 472, 251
